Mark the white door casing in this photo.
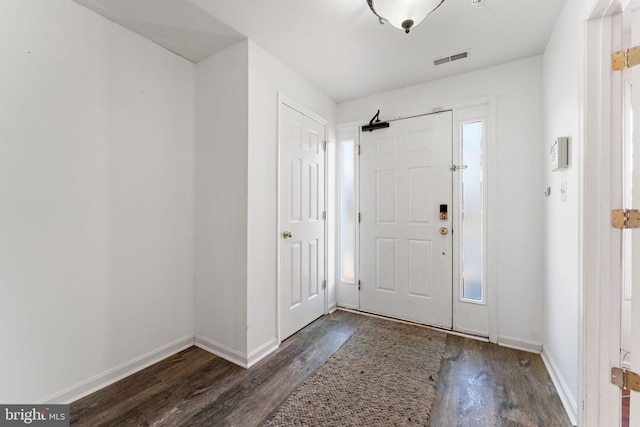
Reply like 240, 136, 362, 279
579, 1, 640, 425
359, 112, 453, 328
611, 5, 640, 425
630, 6, 640, 425
278, 101, 326, 341
451, 103, 492, 338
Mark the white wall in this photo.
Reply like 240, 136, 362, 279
248, 42, 336, 352
195, 41, 249, 356
247, 41, 337, 355
194, 40, 336, 364
337, 56, 545, 349
0, 0, 196, 403
542, 0, 584, 419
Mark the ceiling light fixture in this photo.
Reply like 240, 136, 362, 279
367, 0, 446, 34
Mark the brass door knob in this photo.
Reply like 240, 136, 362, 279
439, 227, 449, 236
282, 231, 293, 239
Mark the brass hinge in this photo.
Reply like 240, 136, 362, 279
358, 212, 361, 223
612, 367, 640, 392
358, 280, 361, 290
322, 279, 327, 290
613, 46, 640, 70
322, 211, 327, 220
612, 209, 640, 229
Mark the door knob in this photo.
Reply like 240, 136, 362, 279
440, 227, 449, 235
282, 231, 293, 239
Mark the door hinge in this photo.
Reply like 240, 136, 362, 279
322, 279, 327, 290
322, 211, 327, 220
613, 46, 640, 70
358, 212, 361, 223
357, 145, 361, 156
358, 280, 361, 290
323, 140, 328, 151
611, 367, 640, 392
612, 209, 640, 229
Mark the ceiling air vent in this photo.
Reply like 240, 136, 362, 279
433, 51, 469, 67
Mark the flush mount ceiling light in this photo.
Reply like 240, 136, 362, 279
367, 0, 446, 34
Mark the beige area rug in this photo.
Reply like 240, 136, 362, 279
264, 316, 447, 426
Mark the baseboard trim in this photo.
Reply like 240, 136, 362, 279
195, 334, 249, 368
39, 334, 195, 404
454, 326, 489, 339
497, 335, 543, 354
246, 338, 279, 368
337, 304, 358, 310
195, 335, 279, 369
328, 302, 338, 313
541, 349, 578, 426
195, 335, 278, 369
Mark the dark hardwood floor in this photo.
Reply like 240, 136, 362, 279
429, 335, 571, 426
70, 311, 572, 426
71, 311, 365, 426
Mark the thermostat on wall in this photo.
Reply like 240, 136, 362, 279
550, 137, 569, 171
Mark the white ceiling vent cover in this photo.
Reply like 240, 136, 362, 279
433, 51, 470, 66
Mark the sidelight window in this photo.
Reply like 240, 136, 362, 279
340, 139, 356, 283
461, 121, 483, 302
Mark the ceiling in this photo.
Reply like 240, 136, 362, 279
73, 0, 566, 103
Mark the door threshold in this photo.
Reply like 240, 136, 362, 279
336, 308, 489, 343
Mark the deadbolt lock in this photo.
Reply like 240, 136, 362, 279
439, 227, 448, 236
440, 204, 448, 221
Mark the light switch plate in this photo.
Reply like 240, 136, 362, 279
560, 180, 567, 202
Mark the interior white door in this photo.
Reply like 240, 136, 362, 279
279, 103, 326, 341
359, 112, 453, 328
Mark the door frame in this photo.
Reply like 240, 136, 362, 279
335, 101, 496, 341
335, 124, 361, 311
276, 93, 329, 344
582, 1, 628, 425
446, 97, 498, 343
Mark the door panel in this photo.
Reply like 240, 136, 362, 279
359, 112, 453, 328
279, 103, 325, 341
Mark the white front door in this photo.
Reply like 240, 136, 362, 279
359, 112, 453, 328
279, 102, 326, 341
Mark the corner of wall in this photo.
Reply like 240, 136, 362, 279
2, 0, 198, 403
194, 39, 250, 356
541, 348, 578, 426
540, 0, 580, 413
245, 39, 337, 356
